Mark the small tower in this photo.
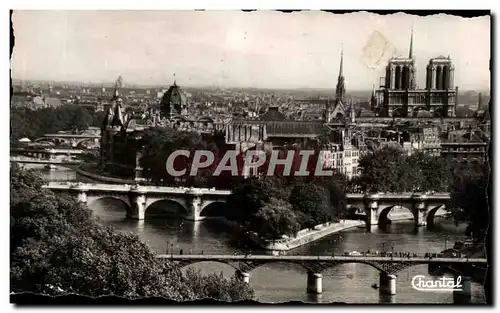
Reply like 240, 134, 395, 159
408, 28, 417, 89
370, 84, 378, 109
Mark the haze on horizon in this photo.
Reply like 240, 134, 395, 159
11, 11, 490, 91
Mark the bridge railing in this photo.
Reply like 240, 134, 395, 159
154, 253, 487, 263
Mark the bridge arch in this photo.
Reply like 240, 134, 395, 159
145, 199, 188, 219
199, 201, 229, 218
87, 196, 132, 217
175, 259, 312, 273
75, 138, 99, 149
174, 258, 425, 276
426, 205, 447, 228
378, 205, 417, 226
319, 260, 408, 276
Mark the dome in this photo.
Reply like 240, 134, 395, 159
160, 82, 188, 117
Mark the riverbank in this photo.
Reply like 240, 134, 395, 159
247, 220, 365, 251
208, 216, 364, 252
76, 163, 146, 184
211, 210, 448, 252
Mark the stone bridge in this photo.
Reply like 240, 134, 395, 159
44, 182, 450, 227
43, 182, 231, 221
160, 254, 486, 296
38, 133, 100, 148
11, 148, 87, 159
11, 156, 80, 166
346, 192, 450, 228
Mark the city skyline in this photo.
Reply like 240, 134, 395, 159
11, 11, 490, 90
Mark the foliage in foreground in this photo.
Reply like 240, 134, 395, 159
10, 163, 254, 301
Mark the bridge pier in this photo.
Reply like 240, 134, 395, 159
236, 270, 250, 284
128, 189, 146, 220
76, 191, 88, 204
306, 271, 323, 294
412, 195, 428, 227
185, 190, 203, 221
453, 276, 472, 304
70, 185, 89, 204
379, 273, 397, 295
364, 194, 379, 228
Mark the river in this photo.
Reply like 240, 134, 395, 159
37, 167, 486, 304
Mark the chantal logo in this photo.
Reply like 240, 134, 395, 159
411, 275, 463, 292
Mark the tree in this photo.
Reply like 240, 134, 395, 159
356, 146, 407, 192
448, 161, 489, 241
10, 163, 46, 206
139, 127, 217, 186
248, 197, 301, 240
225, 178, 273, 224
10, 105, 104, 140
289, 183, 332, 228
312, 173, 349, 218
185, 268, 254, 301
357, 146, 453, 193
407, 152, 452, 192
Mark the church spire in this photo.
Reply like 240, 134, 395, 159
173, 73, 177, 85
339, 45, 344, 77
335, 45, 346, 104
409, 27, 414, 59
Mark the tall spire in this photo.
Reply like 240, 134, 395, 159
173, 73, 177, 85
339, 44, 344, 77
409, 27, 414, 59
335, 45, 346, 104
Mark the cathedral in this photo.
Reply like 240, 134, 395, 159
371, 30, 458, 118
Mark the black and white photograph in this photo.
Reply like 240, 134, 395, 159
8, 8, 492, 305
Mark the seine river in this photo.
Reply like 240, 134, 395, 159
38, 166, 486, 304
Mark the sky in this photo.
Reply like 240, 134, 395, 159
11, 11, 490, 90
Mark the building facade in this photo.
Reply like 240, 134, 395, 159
373, 30, 458, 118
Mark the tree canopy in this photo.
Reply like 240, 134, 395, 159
10, 105, 105, 140
355, 146, 452, 193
